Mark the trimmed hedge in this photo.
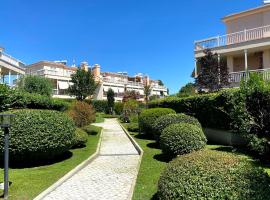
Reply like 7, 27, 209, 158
160, 123, 206, 156
139, 108, 176, 136
0, 110, 76, 162
73, 128, 88, 148
10, 90, 69, 111
158, 149, 270, 200
153, 113, 202, 141
0, 84, 10, 112
88, 100, 109, 113
149, 89, 243, 131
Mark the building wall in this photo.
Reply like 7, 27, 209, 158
233, 53, 262, 72
225, 9, 270, 34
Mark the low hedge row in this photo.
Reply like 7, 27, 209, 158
149, 89, 242, 131
138, 108, 176, 136
158, 149, 270, 200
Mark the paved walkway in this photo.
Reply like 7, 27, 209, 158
42, 119, 140, 200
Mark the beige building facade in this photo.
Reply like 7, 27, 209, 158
194, 3, 270, 86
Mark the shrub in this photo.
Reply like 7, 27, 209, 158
160, 123, 206, 156
121, 99, 140, 122
89, 100, 109, 113
153, 113, 202, 141
83, 125, 101, 135
68, 101, 96, 127
73, 128, 88, 148
17, 75, 53, 96
127, 123, 139, 132
139, 108, 176, 136
0, 84, 11, 112
114, 102, 124, 115
9, 90, 69, 111
158, 149, 270, 200
0, 109, 76, 162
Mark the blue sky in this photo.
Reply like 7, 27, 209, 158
0, 0, 262, 93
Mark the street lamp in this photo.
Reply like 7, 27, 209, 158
0, 114, 15, 200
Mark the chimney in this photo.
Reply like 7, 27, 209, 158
80, 61, 89, 72
92, 64, 101, 81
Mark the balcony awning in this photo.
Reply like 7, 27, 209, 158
58, 81, 69, 90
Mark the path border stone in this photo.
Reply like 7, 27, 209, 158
34, 128, 104, 200
34, 120, 144, 200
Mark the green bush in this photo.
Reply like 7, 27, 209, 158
139, 108, 176, 136
88, 100, 109, 113
0, 84, 11, 112
114, 102, 124, 115
17, 75, 53, 97
0, 110, 76, 162
83, 125, 101, 135
9, 90, 69, 111
158, 149, 270, 200
73, 128, 88, 148
121, 99, 140, 122
68, 101, 96, 127
127, 123, 139, 132
153, 113, 202, 141
149, 89, 246, 131
160, 123, 206, 156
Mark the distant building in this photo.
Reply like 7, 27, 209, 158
0, 47, 25, 86
194, 2, 270, 87
92, 64, 168, 101
25, 61, 77, 98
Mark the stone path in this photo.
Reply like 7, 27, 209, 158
41, 119, 140, 200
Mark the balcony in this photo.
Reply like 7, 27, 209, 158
195, 25, 270, 51
229, 68, 270, 83
0, 52, 25, 69
29, 69, 74, 78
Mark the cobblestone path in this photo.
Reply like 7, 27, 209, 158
41, 119, 140, 200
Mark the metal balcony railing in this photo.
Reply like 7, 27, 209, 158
229, 68, 270, 83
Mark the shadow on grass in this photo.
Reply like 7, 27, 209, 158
147, 142, 160, 149
153, 153, 173, 163
7, 151, 73, 169
151, 193, 159, 200
133, 133, 155, 140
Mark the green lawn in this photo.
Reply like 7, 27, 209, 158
130, 131, 270, 200
0, 125, 102, 200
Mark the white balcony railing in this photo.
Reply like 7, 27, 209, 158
195, 25, 270, 51
229, 68, 270, 83
0, 52, 25, 68
29, 69, 74, 78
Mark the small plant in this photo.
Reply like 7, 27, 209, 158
107, 88, 115, 114
68, 101, 96, 127
158, 149, 270, 200
73, 128, 88, 148
160, 123, 206, 156
153, 113, 201, 141
138, 108, 176, 136
121, 99, 140, 123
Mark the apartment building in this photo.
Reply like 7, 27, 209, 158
0, 47, 25, 86
25, 61, 77, 98
92, 64, 168, 101
194, 2, 270, 87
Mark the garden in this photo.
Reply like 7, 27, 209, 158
120, 73, 270, 200
0, 74, 103, 199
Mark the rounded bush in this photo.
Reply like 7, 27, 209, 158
68, 101, 96, 127
153, 113, 202, 141
0, 109, 76, 162
73, 128, 88, 148
127, 123, 139, 132
138, 108, 176, 136
160, 123, 206, 156
158, 149, 270, 200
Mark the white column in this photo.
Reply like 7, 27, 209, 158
8, 70, 11, 86
194, 58, 198, 78
56, 79, 59, 95
16, 73, 19, 80
244, 49, 248, 72
218, 54, 221, 85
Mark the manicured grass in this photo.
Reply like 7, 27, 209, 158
95, 112, 105, 123
129, 131, 168, 200
0, 125, 102, 200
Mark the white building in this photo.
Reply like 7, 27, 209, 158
92, 64, 168, 101
25, 61, 77, 98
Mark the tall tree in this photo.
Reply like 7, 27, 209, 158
144, 85, 151, 107
158, 80, 164, 86
68, 68, 97, 101
107, 88, 115, 114
195, 49, 229, 92
178, 83, 196, 97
